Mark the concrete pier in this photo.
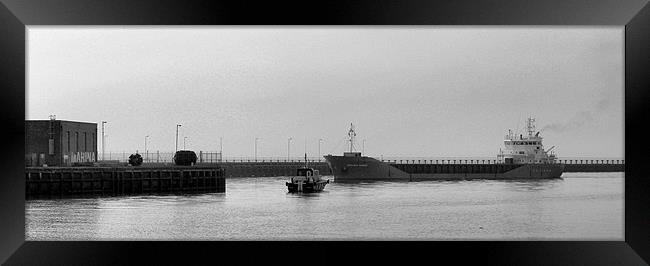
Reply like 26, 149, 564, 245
390, 163, 624, 174
125, 161, 332, 178
26, 166, 225, 198
212, 162, 331, 177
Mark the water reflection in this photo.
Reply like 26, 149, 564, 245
502, 178, 562, 192
286, 191, 330, 198
26, 174, 623, 240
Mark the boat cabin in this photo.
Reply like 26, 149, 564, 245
292, 167, 321, 182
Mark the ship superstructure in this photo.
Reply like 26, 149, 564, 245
497, 118, 557, 164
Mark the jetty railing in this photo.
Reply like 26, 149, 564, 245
100, 152, 624, 165
377, 157, 624, 165
101, 152, 328, 164
100, 151, 223, 163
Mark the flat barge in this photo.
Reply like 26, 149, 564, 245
26, 166, 225, 198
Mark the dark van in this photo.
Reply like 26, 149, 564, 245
174, 150, 197, 166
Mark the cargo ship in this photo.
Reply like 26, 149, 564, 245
324, 119, 564, 181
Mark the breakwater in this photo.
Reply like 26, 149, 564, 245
387, 163, 624, 173
124, 161, 332, 177
149, 161, 620, 178
212, 162, 331, 177
26, 166, 225, 198
194, 161, 621, 177
562, 164, 624, 172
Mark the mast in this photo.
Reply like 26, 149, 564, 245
347, 123, 357, 152
526, 117, 536, 137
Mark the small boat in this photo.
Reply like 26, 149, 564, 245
286, 154, 329, 192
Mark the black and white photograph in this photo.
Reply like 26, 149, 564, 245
23, 26, 625, 241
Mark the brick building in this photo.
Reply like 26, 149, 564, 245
25, 119, 97, 166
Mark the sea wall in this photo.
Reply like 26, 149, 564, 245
26, 166, 225, 198
209, 162, 331, 177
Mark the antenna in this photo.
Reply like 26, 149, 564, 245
527, 117, 536, 136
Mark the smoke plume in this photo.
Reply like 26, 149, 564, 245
540, 98, 611, 133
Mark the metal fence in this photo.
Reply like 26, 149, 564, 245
99, 152, 624, 165
100, 151, 223, 163
375, 156, 624, 165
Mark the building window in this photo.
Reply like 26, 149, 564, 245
66, 131, 70, 152
84, 132, 87, 151
75, 132, 79, 152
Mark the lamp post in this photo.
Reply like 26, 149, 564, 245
144, 135, 149, 163
183, 136, 188, 150
175, 124, 181, 152
318, 138, 323, 162
254, 137, 260, 161
287, 137, 293, 161
101, 121, 107, 160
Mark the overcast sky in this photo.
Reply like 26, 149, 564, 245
27, 27, 623, 159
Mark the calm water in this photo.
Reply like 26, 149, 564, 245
25, 172, 623, 240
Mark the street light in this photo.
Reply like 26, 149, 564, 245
101, 121, 107, 161
175, 124, 182, 152
318, 138, 324, 162
254, 137, 260, 161
287, 137, 293, 161
144, 135, 149, 163
183, 136, 188, 150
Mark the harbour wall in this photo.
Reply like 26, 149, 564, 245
210, 162, 331, 177
145, 161, 621, 177
76, 160, 621, 181
26, 166, 225, 198
562, 164, 624, 172
207, 162, 620, 177
104, 161, 334, 177
388, 163, 623, 173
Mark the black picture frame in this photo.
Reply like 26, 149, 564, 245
1, 0, 649, 264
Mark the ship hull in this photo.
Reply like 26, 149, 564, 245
324, 155, 564, 181
286, 181, 329, 192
